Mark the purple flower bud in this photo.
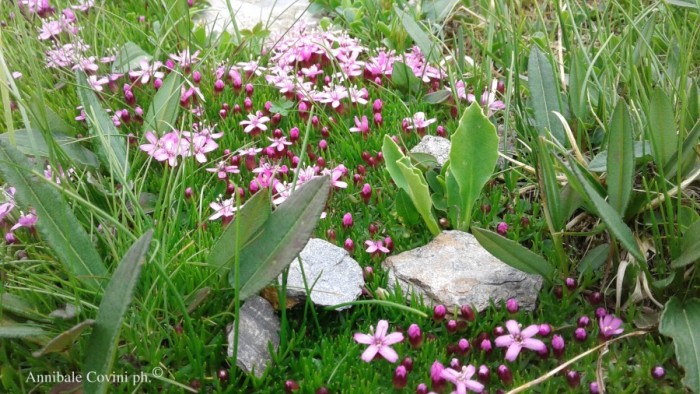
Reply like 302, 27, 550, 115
496, 221, 508, 235
285, 380, 300, 393
184, 187, 193, 200
436, 125, 446, 137
192, 70, 201, 83
433, 305, 446, 322
578, 316, 591, 327
243, 97, 253, 112
566, 370, 581, 388
343, 238, 354, 252
245, 83, 254, 96
574, 327, 588, 342
554, 285, 563, 299
401, 356, 414, 372
446, 319, 457, 333
589, 291, 603, 305
373, 99, 383, 113
449, 358, 461, 369
497, 365, 512, 385
430, 361, 446, 388
538, 324, 552, 336
361, 183, 372, 203
154, 78, 163, 90
318, 139, 328, 150
393, 365, 408, 389
480, 338, 492, 353
289, 127, 300, 142
458, 338, 470, 354
552, 334, 565, 357
506, 298, 519, 313
477, 365, 490, 383
595, 307, 608, 319
373, 112, 383, 125
416, 383, 428, 394
493, 326, 505, 336
315, 387, 329, 394
5, 232, 17, 244
363, 267, 373, 281
460, 304, 475, 321
407, 324, 422, 348
565, 277, 577, 290
589, 382, 600, 394
217, 368, 229, 383
651, 365, 665, 380
214, 79, 225, 93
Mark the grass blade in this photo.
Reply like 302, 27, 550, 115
0, 321, 45, 338
528, 46, 566, 145
83, 230, 153, 394
0, 138, 107, 289
472, 227, 555, 279
607, 101, 635, 215
233, 176, 330, 300
75, 71, 129, 183
32, 320, 95, 357
0, 129, 100, 169
536, 137, 564, 230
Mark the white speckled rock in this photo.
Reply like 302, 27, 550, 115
383, 231, 542, 312
198, 0, 318, 35
284, 238, 364, 310
410, 135, 451, 166
227, 296, 279, 377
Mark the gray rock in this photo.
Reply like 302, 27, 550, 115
198, 0, 319, 35
383, 231, 542, 312
227, 296, 280, 377
410, 135, 451, 166
284, 238, 364, 310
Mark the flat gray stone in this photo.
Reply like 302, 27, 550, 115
227, 296, 279, 377
198, 0, 318, 35
410, 135, 451, 166
383, 230, 542, 312
284, 238, 364, 310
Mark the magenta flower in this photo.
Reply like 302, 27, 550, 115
11, 210, 38, 231
342, 213, 353, 228
404, 112, 436, 131
440, 365, 484, 394
240, 111, 270, 134
349, 115, 370, 135
599, 314, 624, 338
0, 187, 17, 223
365, 240, 390, 254
353, 320, 404, 363
496, 221, 508, 235
206, 161, 240, 180
494, 320, 546, 361
208, 197, 238, 221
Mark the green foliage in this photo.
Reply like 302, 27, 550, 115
112, 42, 151, 74
32, 320, 95, 357
0, 129, 99, 169
0, 138, 107, 289
660, 297, 700, 392
144, 72, 183, 134
229, 176, 331, 300
75, 71, 129, 183
648, 88, 679, 174
83, 230, 153, 394
528, 46, 566, 145
394, 5, 440, 63
472, 227, 555, 279
606, 101, 635, 214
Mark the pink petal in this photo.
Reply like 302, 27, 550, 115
521, 324, 540, 338
360, 345, 378, 362
378, 345, 399, 363
522, 338, 547, 353
494, 335, 513, 348
383, 332, 404, 346
505, 320, 520, 335
505, 343, 522, 362
375, 320, 388, 338
353, 333, 373, 345
440, 368, 460, 385
465, 380, 485, 393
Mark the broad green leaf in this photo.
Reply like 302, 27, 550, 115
444, 164, 461, 227
577, 243, 610, 275
83, 230, 153, 394
423, 0, 460, 22
233, 177, 330, 300
382, 135, 409, 191
32, 320, 94, 357
648, 88, 678, 170
111, 42, 151, 74
394, 6, 440, 63
536, 137, 564, 230
396, 157, 440, 235
395, 188, 420, 225
409, 152, 439, 172
561, 159, 646, 263
185, 287, 211, 315
559, 183, 583, 221
425, 170, 444, 194
391, 61, 422, 94
632, 16, 656, 66
659, 297, 700, 392
472, 227, 555, 279
528, 46, 566, 145
665, 0, 699, 9
423, 89, 452, 104
207, 189, 271, 277
588, 141, 653, 172
672, 220, 700, 268
76, 71, 129, 183
449, 103, 499, 230
0, 139, 107, 289
0, 294, 49, 322
607, 101, 635, 214
664, 120, 699, 179
144, 72, 183, 134
0, 320, 45, 338
568, 49, 587, 120
0, 129, 99, 169
28, 100, 74, 136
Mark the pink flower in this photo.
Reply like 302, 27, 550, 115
129, 59, 165, 85
0, 187, 17, 223
353, 320, 404, 363
321, 164, 348, 188
240, 111, 270, 134
11, 210, 38, 231
440, 365, 485, 394
189, 134, 218, 163
349, 115, 370, 135
365, 240, 390, 254
169, 49, 200, 71
494, 320, 546, 362
267, 136, 292, 152
207, 161, 240, 179
599, 314, 624, 338
342, 213, 353, 228
209, 197, 238, 221
404, 112, 436, 131
139, 131, 161, 156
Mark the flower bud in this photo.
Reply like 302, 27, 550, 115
552, 334, 565, 357
408, 324, 423, 348
538, 324, 552, 336
651, 366, 665, 380
574, 327, 588, 342
497, 365, 512, 385
393, 365, 408, 389
460, 304, 475, 321
433, 305, 446, 322
566, 370, 581, 388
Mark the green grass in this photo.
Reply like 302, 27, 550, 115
1, 0, 698, 392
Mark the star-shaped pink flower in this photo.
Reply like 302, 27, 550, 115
353, 320, 404, 363
494, 320, 546, 361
